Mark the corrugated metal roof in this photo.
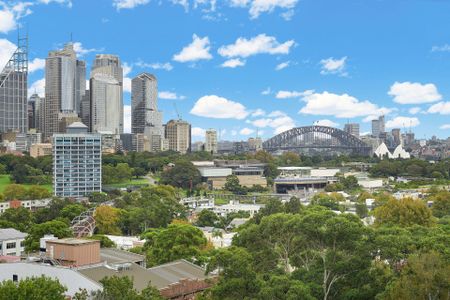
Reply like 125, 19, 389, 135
0, 228, 27, 241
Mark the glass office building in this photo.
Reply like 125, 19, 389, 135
53, 122, 102, 198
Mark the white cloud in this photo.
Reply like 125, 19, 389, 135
159, 91, 185, 100
231, 130, 238, 136
28, 78, 45, 97
388, 81, 442, 104
250, 110, 295, 135
0, 7, 16, 33
299, 91, 391, 118
171, 0, 189, 11
320, 56, 347, 76
221, 58, 246, 68
28, 58, 45, 73
173, 34, 212, 63
72, 42, 103, 57
251, 108, 266, 117
240, 127, 255, 135
385, 116, 420, 129
427, 102, 450, 115
122, 63, 132, 93
113, 0, 150, 10
190, 95, 248, 119
123, 105, 131, 133
192, 127, 206, 137
261, 87, 271, 95
275, 61, 290, 70
431, 44, 450, 52
408, 107, 422, 115
136, 61, 173, 71
230, 0, 298, 19
440, 124, 450, 129
275, 89, 313, 99
0, 39, 16, 69
218, 34, 295, 58
39, 0, 72, 6
313, 119, 339, 127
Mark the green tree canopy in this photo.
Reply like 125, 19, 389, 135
24, 220, 73, 251
374, 197, 435, 227
0, 276, 67, 300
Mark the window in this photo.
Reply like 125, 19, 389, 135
6, 242, 16, 249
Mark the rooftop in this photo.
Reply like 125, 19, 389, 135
0, 228, 27, 241
79, 259, 207, 291
100, 248, 145, 265
46, 238, 100, 246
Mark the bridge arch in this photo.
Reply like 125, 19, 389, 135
262, 126, 371, 155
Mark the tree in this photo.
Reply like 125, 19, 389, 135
143, 223, 207, 267
382, 251, 450, 300
223, 175, 241, 194
116, 163, 133, 182
0, 163, 6, 174
206, 247, 261, 300
160, 160, 201, 190
279, 152, 301, 166
26, 185, 51, 199
3, 184, 27, 200
253, 198, 285, 224
0, 276, 67, 300
284, 196, 302, 214
88, 234, 116, 248
258, 275, 315, 300
339, 175, 359, 190
90, 276, 164, 300
24, 220, 72, 251
310, 192, 344, 210
374, 197, 435, 227
429, 190, 450, 218
60, 204, 87, 222
132, 167, 147, 179
89, 192, 109, 203
0, 207, 34, 231
196, 209, 221, 227
94, 206, 122, 235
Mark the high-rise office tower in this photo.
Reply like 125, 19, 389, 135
165, 119, 191, 154
90, 54, 123, 134
0, 36, 28, 134
28, 93, 44, 130
391, 128, 401, 146
75, 60, 86, 114
80, 90, 91, 131
205, 129, 218, 153
43, 43, 86, 138
371, 115, 385, 138
131, 73, 165, 151
90, 73, 122, 134
344, 123, 360, 138
53, 122, 102, 198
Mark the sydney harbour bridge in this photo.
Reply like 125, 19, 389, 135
263, 125, 372, 156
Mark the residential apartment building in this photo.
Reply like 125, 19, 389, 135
205, 129, 217, 154
165, 119, 191, 154
0, 228, 27, 256
53, 122, 102, 198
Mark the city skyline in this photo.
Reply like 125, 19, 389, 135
1, 0, 450, 141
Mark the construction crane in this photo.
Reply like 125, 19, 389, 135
173, 103, 182, 120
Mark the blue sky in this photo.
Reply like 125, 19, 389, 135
1, 0, 450, 141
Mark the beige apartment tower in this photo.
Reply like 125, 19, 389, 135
165, 119, 191, 154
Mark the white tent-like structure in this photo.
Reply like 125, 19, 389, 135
374, 143, 393, 159
392, 144, 411, 159
374, 143, 410, 159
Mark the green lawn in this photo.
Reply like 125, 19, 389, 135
0, 174, 53, 194
104, 178, 150, 188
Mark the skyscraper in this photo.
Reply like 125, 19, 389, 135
43, 43, 85, 138
90, 54, 123, 134
165, 119, 191, 154
90, 73, 122, 134
371, 115, 385, 138
0, 36, 28, 134
53, 122, 102, 198
75, 60, 86, 114
205, 129, 217, 153
131, 73, 165, 151
344, 123, 360, 138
